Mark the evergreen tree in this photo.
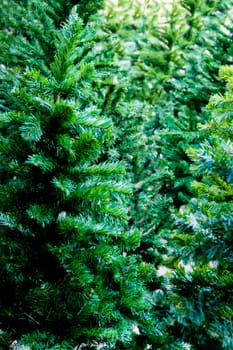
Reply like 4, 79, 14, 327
168, 65, 233, 349
0, 9, 155, 349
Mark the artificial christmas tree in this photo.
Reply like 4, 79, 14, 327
0, 9, 155, 349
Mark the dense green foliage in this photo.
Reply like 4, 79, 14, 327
170, 66, 233, 349
0, 6, 155, 350
1, 0, 233, 348
0, 0, 103, 111
84, 5, 233, 348
85, 0, 233, 265
95, 0, 233, 236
